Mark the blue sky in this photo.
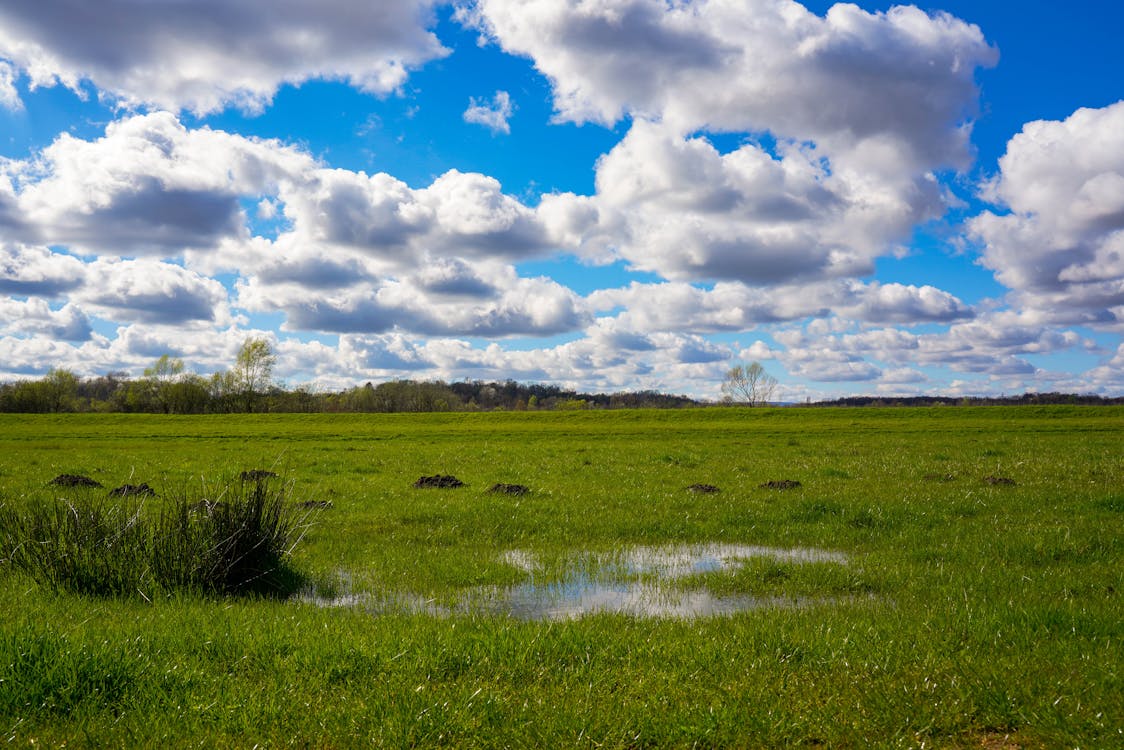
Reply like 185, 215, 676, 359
1, 1, 1123, 400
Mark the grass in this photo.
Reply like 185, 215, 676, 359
0, 406, 1121, 747
0, 475, 308, 597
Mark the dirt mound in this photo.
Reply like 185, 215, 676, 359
298, 500, 334, 509
413, 474, 465, 489
241, 469, 279, 481
922, 473, 956, 482
686, 483, 721, 494
109, 483, 156, 497
48, 474, 102, 488
759, 479, 802, 490
983, 476, 1017, 486
488, 483, 529, 496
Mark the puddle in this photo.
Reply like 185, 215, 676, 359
502, 544, 847, 578
301, 544, 850, 621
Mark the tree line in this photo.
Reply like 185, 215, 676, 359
0, 338, 701, 414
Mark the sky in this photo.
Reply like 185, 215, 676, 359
1, 1, 1123, 401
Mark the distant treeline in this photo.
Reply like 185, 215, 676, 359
809, 393, 1124, 407
0, 369, 700, 414
1, 367, 1118, 414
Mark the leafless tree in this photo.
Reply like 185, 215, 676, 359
721, 361, 777, 406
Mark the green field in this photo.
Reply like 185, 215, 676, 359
1, 407, 1121, 747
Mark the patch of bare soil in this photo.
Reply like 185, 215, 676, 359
983, 476, 1017, 486
241, 469, 279, 481
976, 731, 1024, 749
109, 483, 155, 497
298, 500, 334, 509
686, 483, 721, 494
488, 483, 529, 496
413, 474, 465, 489
759, 479, 802, 490
48, 474, 102, 488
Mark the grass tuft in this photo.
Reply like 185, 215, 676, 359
0, 475, 310, 598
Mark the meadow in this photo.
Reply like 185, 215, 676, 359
0, 406, 1120, 747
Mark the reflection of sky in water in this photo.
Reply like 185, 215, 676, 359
302, 544, 849, 621
503, 544, 847, 579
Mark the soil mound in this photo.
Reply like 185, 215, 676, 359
759, 479, 802, 490
109, 483, 156, 497
414, 474, 465, 489
983, 476, 1017, 486
48, 474, 102, 488
488, 483, 529, 496
241, 469, 279, 481
686, 483, 721, 494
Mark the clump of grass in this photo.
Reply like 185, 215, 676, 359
680, 558, 877, 598
0, 475, 310, 598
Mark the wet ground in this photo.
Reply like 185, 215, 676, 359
302, 543, 850, 620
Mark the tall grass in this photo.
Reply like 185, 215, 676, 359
0, 476, 308, 598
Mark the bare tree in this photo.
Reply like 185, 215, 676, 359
721, 361, 778, 406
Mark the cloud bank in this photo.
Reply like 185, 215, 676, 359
1, 1, 1120, 400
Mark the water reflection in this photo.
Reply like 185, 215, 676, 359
302, 543, 849, 620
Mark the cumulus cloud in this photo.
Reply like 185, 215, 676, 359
0, 60, 19, 110
572, 122, 944, 283
464, 90, 514, 134
465, 0, 995, 170
840, 282, 973, 324
0, 243, 86, 296
12, 112, 315, 257
584, 124, 926, 283
249, 167, 556, 281
970, 101, 1124, 327
76, 259, 232, 326
588, 278, 971, 333
463, 1, 998, 293
766, 308, 1091, 386
0, 0, 446, 113
0, 298, 90, 341
239, 264, 587, 338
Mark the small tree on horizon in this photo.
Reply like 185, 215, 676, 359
143, 354, 186, 413
721, 361, 778, 406
232, 338, 276, 413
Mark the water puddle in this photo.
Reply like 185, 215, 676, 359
302, 543, 849, 620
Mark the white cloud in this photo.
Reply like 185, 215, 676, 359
464, 90, 514, 134
764, 309, 1090, 386
0, 298, 90, 341
12, 112, 315, 257
464, 1, 998, 293
466, 0, 995, 171
76, 258, 232, 326
970, 101, 1124, 328
238, 263, 588, 338
841, 282, 972, 324
0, 0, 446, 114
0, 243, 86, 296
0, 60, 20, 110
257, 167, 555, 278
588, 278, 971, 333
575, 122, 945, 284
